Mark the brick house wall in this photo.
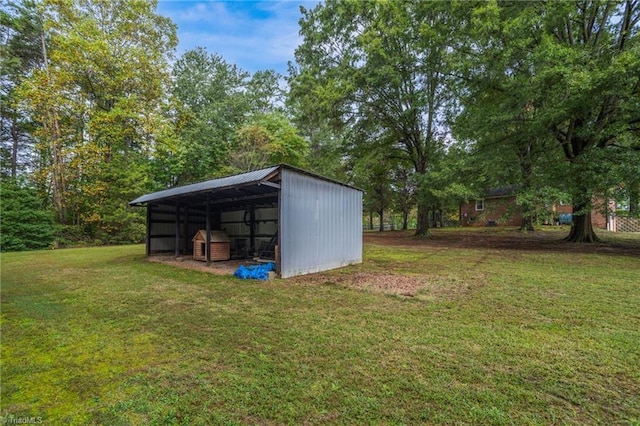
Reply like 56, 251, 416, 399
460, 195, 611, 229
460, 196, 523, 227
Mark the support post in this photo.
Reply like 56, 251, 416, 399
249, 204, 256, 257
206, 194, 211, 265
183, 207, 189, 254
175, 201, 180, 258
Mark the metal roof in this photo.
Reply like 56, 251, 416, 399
129, 164, 362, 207
129, 166, 279, 206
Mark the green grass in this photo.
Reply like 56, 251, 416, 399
1, 230, 639, 425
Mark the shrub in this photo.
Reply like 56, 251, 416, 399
0, 179, 55, 252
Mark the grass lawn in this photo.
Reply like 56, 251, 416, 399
1, 229, 639, 425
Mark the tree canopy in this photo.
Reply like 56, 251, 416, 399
457, 0, 640, 241
2, 0, 638, 250
289, 0, 460, 237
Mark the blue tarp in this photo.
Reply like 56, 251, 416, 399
234, 262, 276, 281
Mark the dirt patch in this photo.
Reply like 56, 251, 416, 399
334, 273, 426, 296
364, 228, 640, 256
293, 272, 486, 299
147, 256, 246, 275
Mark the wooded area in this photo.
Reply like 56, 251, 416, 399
2, 0, 639, 251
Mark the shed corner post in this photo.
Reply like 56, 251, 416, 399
146, 204, 151, 257
276, 182, 282, 277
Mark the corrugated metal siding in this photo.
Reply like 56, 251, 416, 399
219, 208, 277, 256
220, 208, 276, 238
150, 237, 175, 252
147, 204, 207, 253
280, 168, 362, 278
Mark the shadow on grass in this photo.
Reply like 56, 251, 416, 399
364, 228, 640, 257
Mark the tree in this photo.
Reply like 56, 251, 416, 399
351, 150, 393, 232
229, 112, 309, 172
454, 82, 566, 232
16, 0, 176, 240
246, 69, 284, 114
290, 0, 459, 237
1, 1, 42, 178
390, 162, 417, 230
286, 63, 349, 182
170, 48, 288, 182
459, 0, 640, 242
0, 178, 55, 251
417, 142, 478, 229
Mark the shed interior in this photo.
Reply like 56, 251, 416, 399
133, 168, 281, 264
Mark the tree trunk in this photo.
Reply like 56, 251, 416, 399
520, 201, 535, 232
565, 212, 599, 242
414, 165, 429, 236
415, 201, 429, 237
565, 198, 598, 242
39, 13, 67, 224
438, 208, 444, 228
518, 154, 535, 232
378, 209, 384, 232
520, 214, 535, 232
402, 210, 408, 230
369, 211, 374, 230
46, 111, 67, 224
10, 121, 19, 177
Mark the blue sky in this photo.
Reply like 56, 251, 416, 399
157, 1, 321, 75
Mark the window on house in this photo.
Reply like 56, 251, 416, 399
475, 199, 485, 211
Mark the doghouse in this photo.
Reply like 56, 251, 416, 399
192, 230, 230, 261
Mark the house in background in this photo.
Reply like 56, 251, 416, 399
459, 186, 523, 227
459, 186, 612, 229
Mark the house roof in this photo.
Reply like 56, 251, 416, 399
485, 185, 518, 198
192, 230, 230, 243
